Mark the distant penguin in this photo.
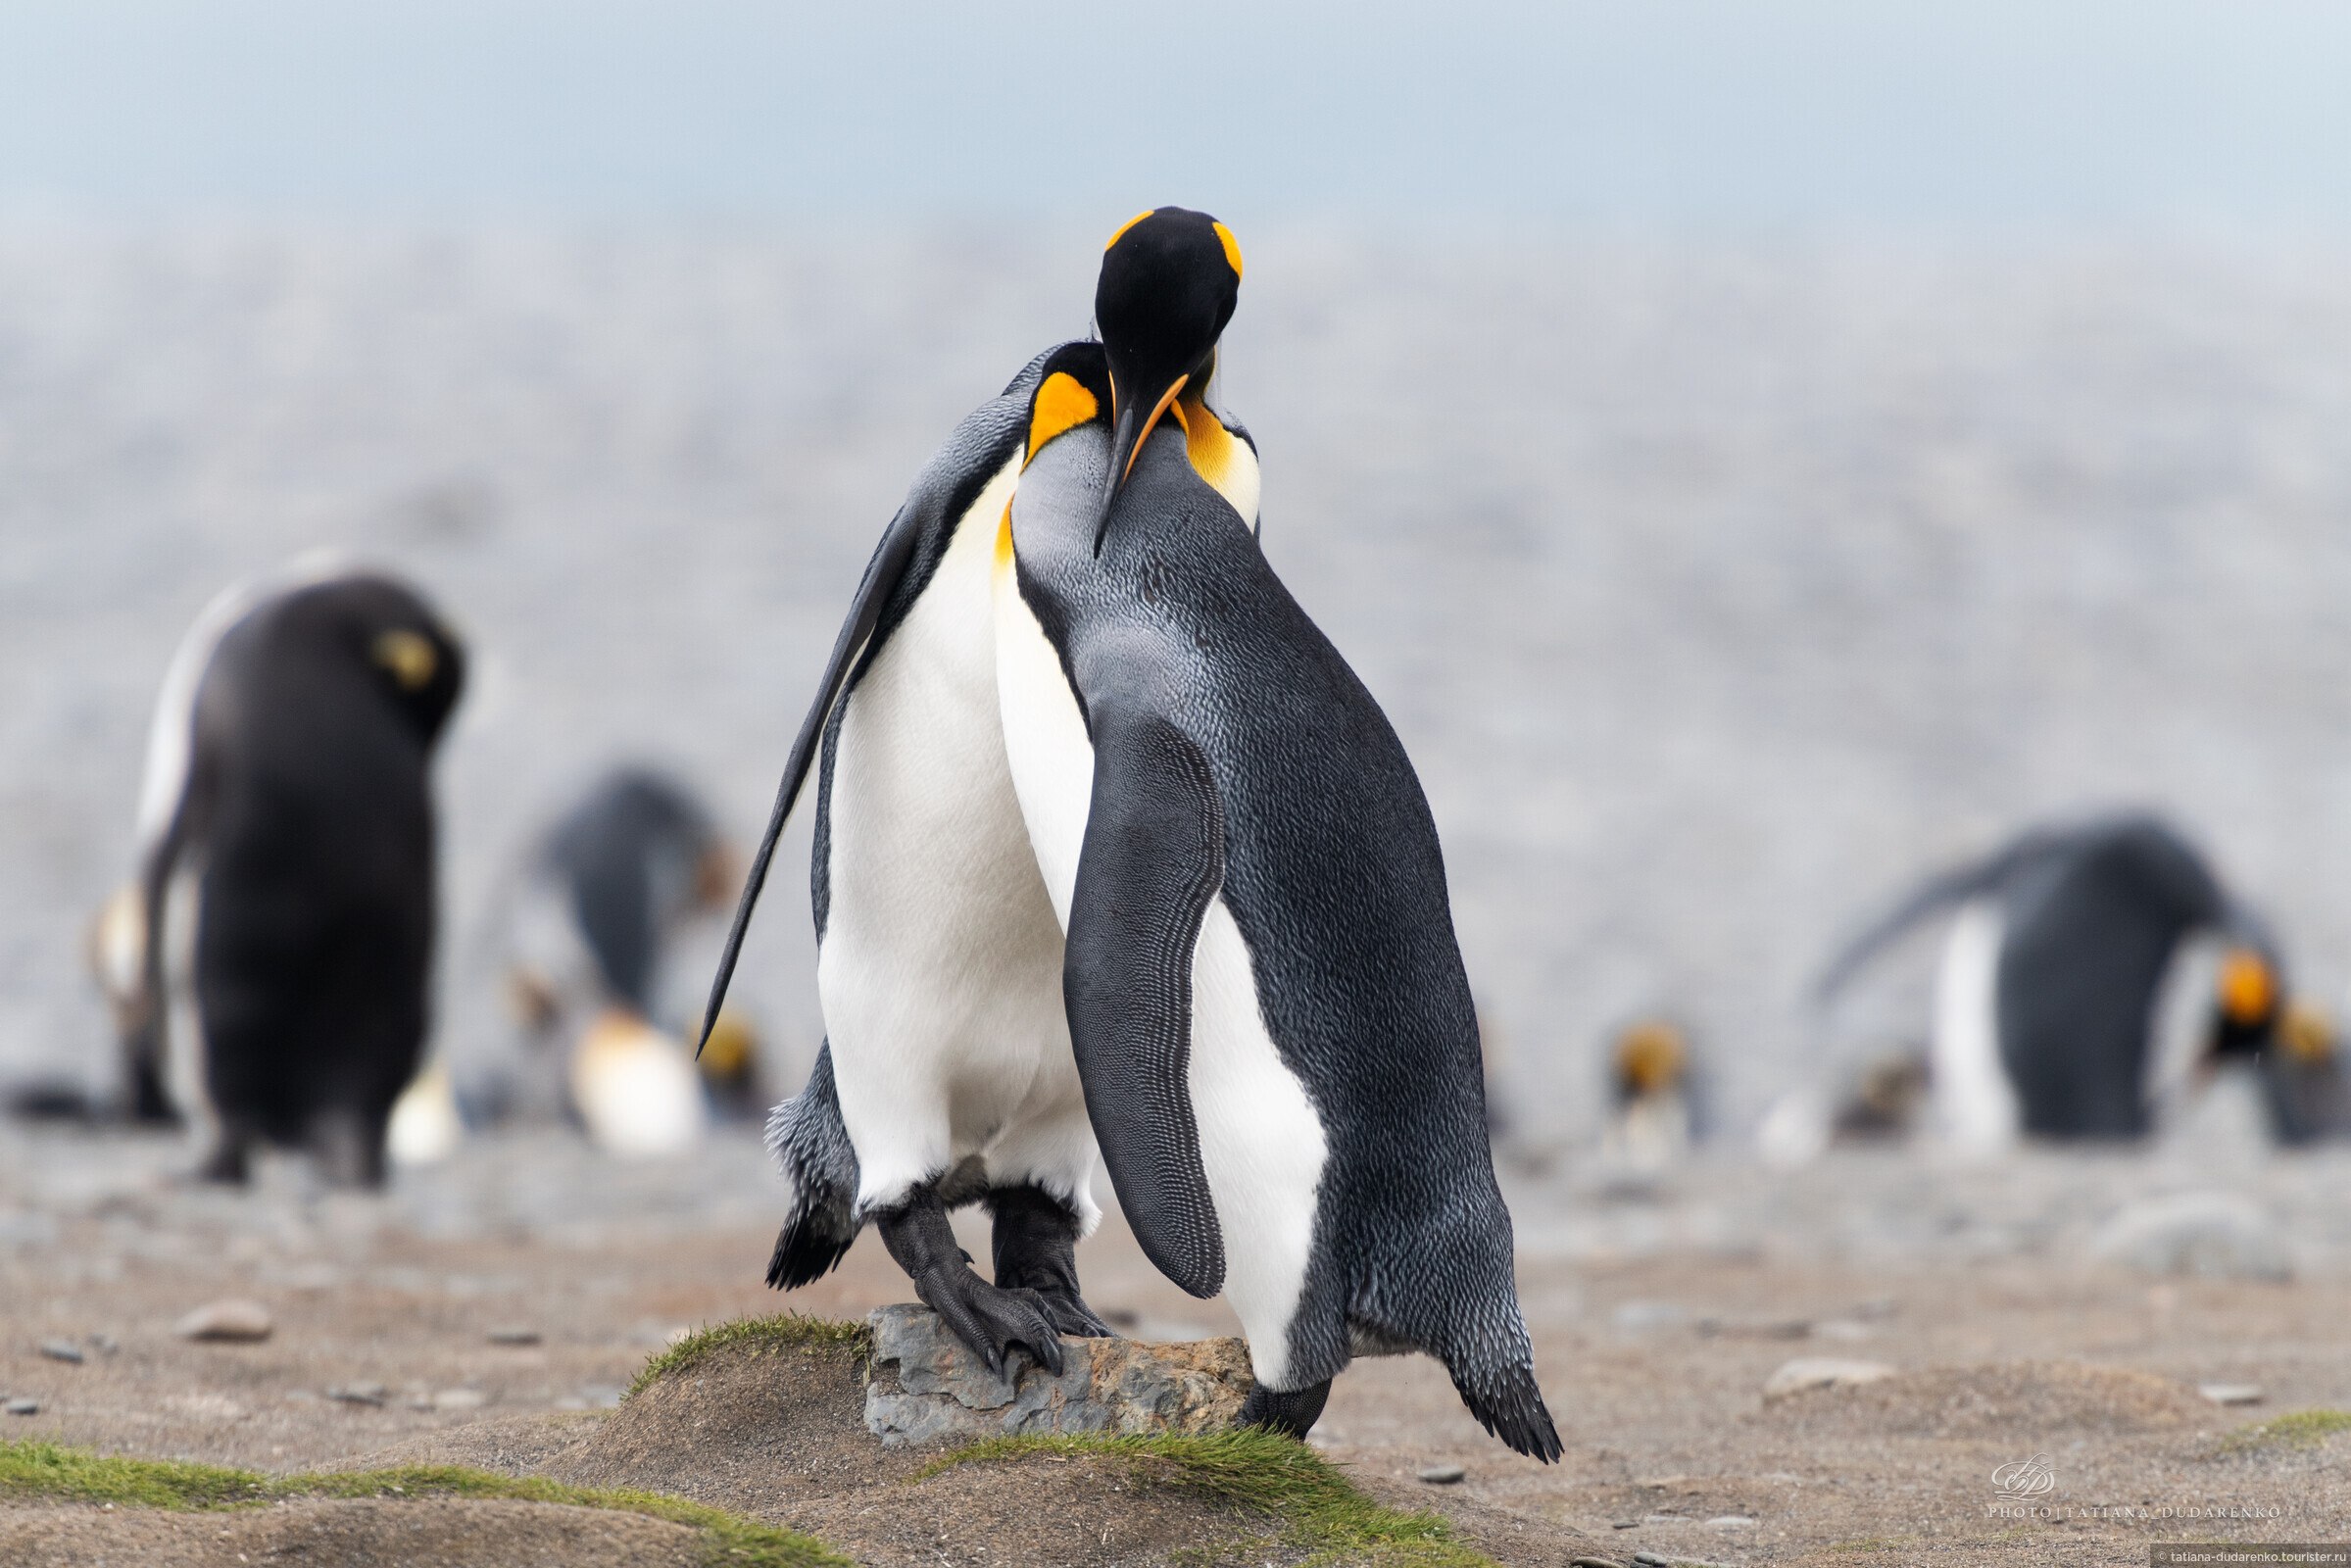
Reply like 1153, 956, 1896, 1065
125, 567, 465, 1186
1603, 1019, 1700, 1167
703, 207, 1263, 1382
992, 323, 1559, 1454
1816, 814, 2306, 1148
501, 766, 747, 1142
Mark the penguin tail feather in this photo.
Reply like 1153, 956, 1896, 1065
1451, 1359, 1563, 1463
762, 1041, 862, 1292
765, 1213, 855, 1290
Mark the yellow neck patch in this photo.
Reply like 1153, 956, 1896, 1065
2218, 948, 2278, 1026
371, 628, 438, 691
1026, 371, 1100, 465
1182, 392, 1231, 483
1105, 210, 1154, 251
1211, 220, 1244, 279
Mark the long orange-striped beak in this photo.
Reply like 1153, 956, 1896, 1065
1096, 370, 1190, 555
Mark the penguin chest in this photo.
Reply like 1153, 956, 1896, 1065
991, 522, 1096, 927
818, 466, 1072, 1169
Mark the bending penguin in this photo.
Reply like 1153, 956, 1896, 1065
501, 766, 746, 1152
1815, 813, 2320, 1148
990, 264, 1559, 1450
700, 209, 1261, 1380
124, 565, 465, 1186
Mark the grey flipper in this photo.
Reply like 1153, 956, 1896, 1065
1062, 709, 1227, 1298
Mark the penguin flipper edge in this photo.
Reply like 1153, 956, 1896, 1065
1064, 710, 1228, 1299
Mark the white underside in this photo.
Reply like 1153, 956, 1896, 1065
160, 863, 215, 1150
819, 460, 1099, 1228
1932, 900, 2020, 1153
993, 542, 1328, 1391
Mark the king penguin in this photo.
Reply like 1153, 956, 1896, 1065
125, 565, 465, 1186
698, 208, 1262, 1378
1815, 813, 2305, 1148
989, 272, 1560, 1452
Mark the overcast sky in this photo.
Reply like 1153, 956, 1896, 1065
1, 1, 2346, 230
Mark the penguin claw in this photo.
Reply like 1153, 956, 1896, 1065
1034, 1291, 1118, 1339
916, 1269, 1067, 1378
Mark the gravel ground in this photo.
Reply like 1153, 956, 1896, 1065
7, 227, 2351, 1136
5, 1125, 2351, 1563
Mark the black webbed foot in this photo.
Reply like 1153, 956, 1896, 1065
986, 1182, 1117, 1341
1238, 1378, 1333, 1441
878, 1184, 1067, 1377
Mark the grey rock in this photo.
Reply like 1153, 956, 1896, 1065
1417, 1463, 1466, 1485
1762, 1356, 1895, 1400
2198, 1383, 2265, 1406
6, 1398, 38, 1416
2090, 1194, 2293, 1282
174, 1299, 272, 1343
1572, 1557, 1630, 1568
432, 1387, 488, 1411
486, 1327, 541, 1347
36, 1340, 82, 1363
862, 1303, 1251, 1448
326, 1384, 387, 1406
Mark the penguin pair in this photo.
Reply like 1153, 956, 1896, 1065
708, 209, 1558, 1458
501, 767, 753, 1154
122, 565, 465, 1187
1816, 813, 2337, 1148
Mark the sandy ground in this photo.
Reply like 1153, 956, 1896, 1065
5, 1123, 2351, 1565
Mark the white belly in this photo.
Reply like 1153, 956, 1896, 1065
819, 466, 1094, 1223
993, 538, 1328, 1387
1933, 899, 2020, 1153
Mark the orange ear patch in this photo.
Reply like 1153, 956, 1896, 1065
2218, 949, 2278, 1026
1025, 371, 1101, 464
1211, 220, 1244, 279
1104, 210, 1155, 251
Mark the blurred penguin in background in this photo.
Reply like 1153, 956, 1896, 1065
1601, 1018, 1703, 1170
1815, 813, 2335, 1151
499, 766, 750, 1153
122, 565, 465, 1187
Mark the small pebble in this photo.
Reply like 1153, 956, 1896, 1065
2199, 1383, 2265, 1406
86, 1334, 119, 1355
1571, 1557, 1629, 1568
37, 1341, 83, 1364
175, 1299, 272, 1344
1612, 1519, 1639, 1529
1708, 1514, 1758, 1528
1633, 1553, 1672, 1567
486, 1327, 541, 1347
1416, 1463, 1465, 1485
326, 1384, 387, 1407
6, 1398, 39, 1416
433, 1388, 488, 1411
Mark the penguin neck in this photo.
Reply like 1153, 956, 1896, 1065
1178, 395, 1260, 533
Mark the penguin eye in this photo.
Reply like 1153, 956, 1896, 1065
372, 628, 439, 692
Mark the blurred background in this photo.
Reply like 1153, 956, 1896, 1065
6, 0, 2351, 1141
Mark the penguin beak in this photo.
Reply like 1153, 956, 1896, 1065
1096, 372, 1188, 555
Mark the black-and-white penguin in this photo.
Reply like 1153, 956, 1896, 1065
124, 566, 465, 1186
500, 766, 748, 1146
701, 209, 1263, 1379
1815, 813, 2308, 1148
991, 329, 1560, 1457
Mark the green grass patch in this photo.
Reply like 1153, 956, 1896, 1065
2220, 1407, 2351, 1455
628, 1311, 872, 1400
0, 1441, 846, 1568
919, 1428, 1495, 1567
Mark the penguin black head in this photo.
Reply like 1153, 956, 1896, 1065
293, 575, 467, 745
1094, 206, 1243, 543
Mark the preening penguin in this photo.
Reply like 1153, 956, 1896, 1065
1816, 814, 2309, 1148
993, 332, 1560, 1459
705, 206, 1263, 1381
125, 568, 464, 1187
